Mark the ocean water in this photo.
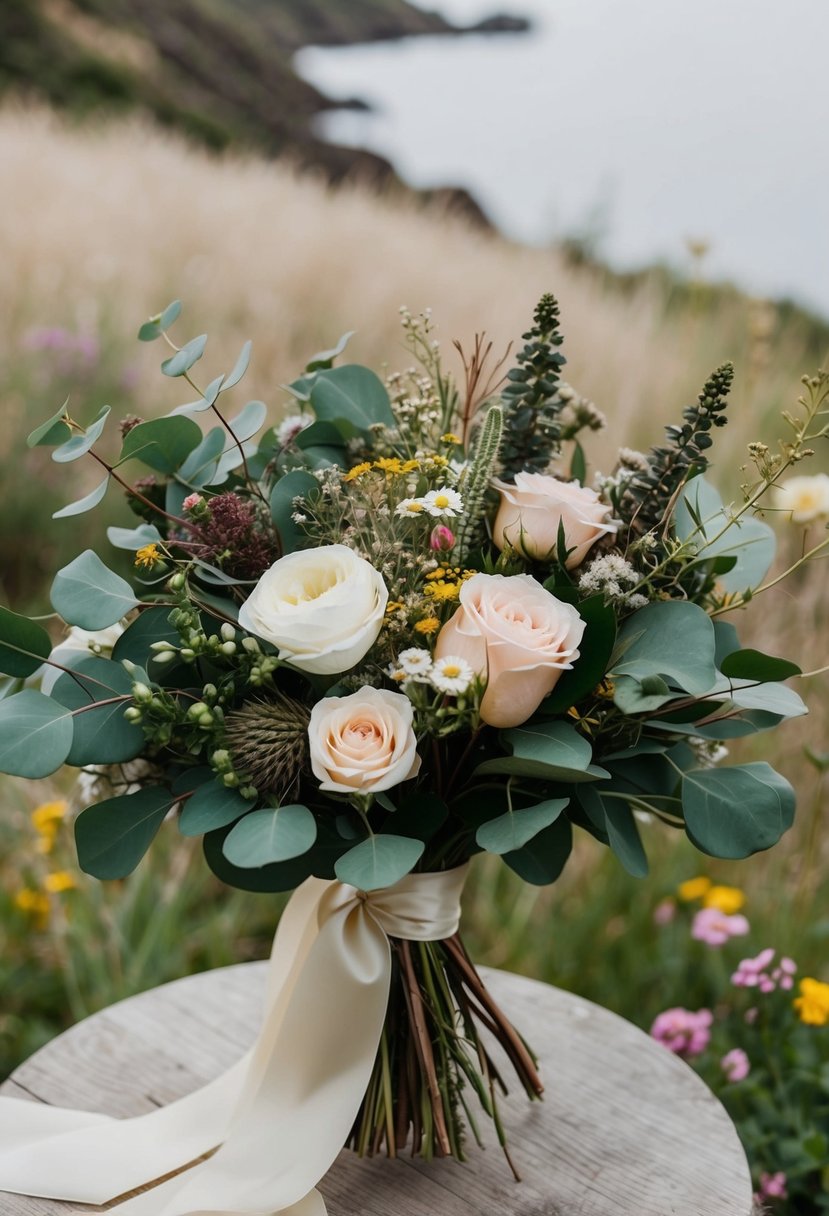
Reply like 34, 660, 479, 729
297, 0, 829, 318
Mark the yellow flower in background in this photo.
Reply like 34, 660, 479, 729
793, 977, 829, 1026
414, 617, 440, 635
135, 542, 162, 570
703, 885, 745, 914
15, 889, 50, 928
773, 474, 829, 524
344, 462, 371, 482
677, 876, 712, 902
441, 433, 462, 445
44, 871, 77, 894
373, 457, 403, 475
31, 800, 67, 834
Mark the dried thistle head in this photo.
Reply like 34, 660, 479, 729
224, 693, 310, 797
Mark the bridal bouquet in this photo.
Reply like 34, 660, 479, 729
0, 295, 825, 1200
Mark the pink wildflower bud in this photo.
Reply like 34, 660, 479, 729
429, 524, 455, 552
653, 898, 676, 926
720, 1048, 750, 1082
757, 1172, 787, 1200
183, 493, 204, 512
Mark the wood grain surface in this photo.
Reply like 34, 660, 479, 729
0, 963, 753, 1215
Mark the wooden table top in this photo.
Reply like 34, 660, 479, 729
0, 962, 753, 1215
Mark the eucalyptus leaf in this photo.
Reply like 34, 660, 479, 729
27, 398, 71, 447
52, 550, 139, 629
112, 607, 180, 666
676, 476, 775, 593
542, 594, 616, 713
310, 365, 396, 433
475, 721, 596, 782
0, 606, 53, 678
270, 469, 318, 553
223, 804, 317, 867
0, 689, 73, 777
476, 798, 568, 854
75, 787, 176, 878
176, 426, 225, 485
720, 648, 801, 682
504, 815, 572, 885
169, 374, 225, 415
305, 330, 354, 372
225, 400, 267, 444
119, 416, 202, 474
51, 656, 142, 766
682, 762, 796, 857
161, 334, 207, 378
334, 834, 424, 891
179, 782, 256, 836
107, 523, 162, 551
53, 475, 109, 519
611, 601, 717, 696
223, 340, 252, 390
138, 300, 181, 341
52, 405, 111, 464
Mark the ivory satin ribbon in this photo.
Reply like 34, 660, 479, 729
0, 864, 469, 1215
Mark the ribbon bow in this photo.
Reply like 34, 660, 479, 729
0, 865, 469, 1215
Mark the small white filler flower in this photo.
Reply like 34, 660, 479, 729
431, 655, 474, 695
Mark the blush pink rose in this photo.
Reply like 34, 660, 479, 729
308, 686, 421, 794
434, 573, 585, 728
492, 472, 617, 569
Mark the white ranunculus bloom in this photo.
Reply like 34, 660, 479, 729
40, 622, 125, 694
773, 474, 829, 524
238, 544, 388, 675
308, 686, 421, 794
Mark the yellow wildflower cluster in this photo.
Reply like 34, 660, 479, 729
677, 876, 745, 914
13, 802, 78, 929
793, 977, 829, 1026
414, 617, 440, 635
344, 457, 421, 482
423, 566, 476, 604
135, 542, 162, 570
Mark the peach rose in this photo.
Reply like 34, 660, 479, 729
308, 686, 421, 794
435, 573, 585, 728
492, 472, 617, 569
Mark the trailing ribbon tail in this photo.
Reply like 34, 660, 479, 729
0, 866, 468, 1216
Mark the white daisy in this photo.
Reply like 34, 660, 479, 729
422, 487, 464, 517
397, 648, 433, 678
431, 655, 474, 695
396, 497, 427, 516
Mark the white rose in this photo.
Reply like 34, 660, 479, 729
492, 471, 617, 569
308, 686, 421, 794
238, 544, 388, 675
773, 474, 829, 524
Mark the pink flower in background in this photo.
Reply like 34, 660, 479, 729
756, 1172, 787, 1202
650, 1007, 713, 1058
732, 949, 796, 993
691, 906, 750, 947
720, 1048, 750, 1082
653, 898, 676, 926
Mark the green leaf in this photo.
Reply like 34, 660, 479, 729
387, 792, 448, 844
682, 762, 796, 858
161, 334, 207, 377
169, 374, 225, 416
52, 405, 111, 464
570, 440, 586, 483
176, 426, 225, 486
223, 804, 317, 867
476, 798, 568, 854
179, 781, 256, 836
504, 815, 572, 885
112, 606, 179, 666
27, 398, 71, 447
204, 822, 343, 892
676, 476, 775, 593
0, 605, 52, 678
51, 550, 139, 629
225, 400, 267, 443
720, 649, 801, 682
50, 657, 142, 766
475, 721, 601, 782
295, 418, 358, 450
542, 594, 616, 712
270, 469, 318, 553
119, 416, 202, 474
578, 786, 648, 876
305, 330, 354, 372
107, 523, 162, 551
53, 475, 109, 519
223, 340, 252, 390
138, 299, 181, 341
75, 787, 175, 878
0, 690, 73, 777
611, 601, 717, 696
310, 365, 396, 434
334, 834, 424, 891
728, 681, 807, 718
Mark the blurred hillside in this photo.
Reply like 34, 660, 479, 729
0, 0, 520, 206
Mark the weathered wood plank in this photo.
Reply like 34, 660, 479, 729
0, 964, 752, 1215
